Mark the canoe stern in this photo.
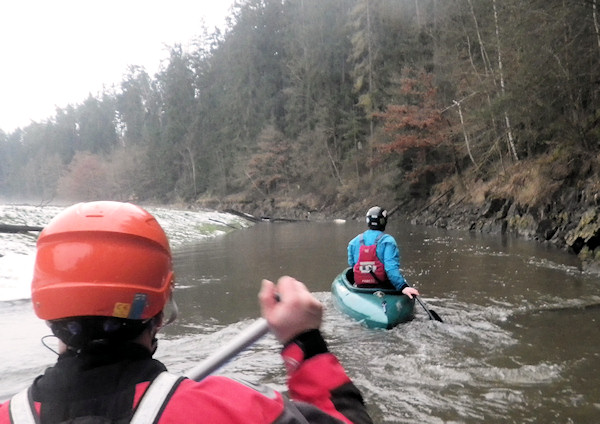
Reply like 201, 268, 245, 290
331, 269, 414, 329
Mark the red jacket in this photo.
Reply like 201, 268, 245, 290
1, 333, 372, 424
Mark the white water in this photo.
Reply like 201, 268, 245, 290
0, 203, 251, 302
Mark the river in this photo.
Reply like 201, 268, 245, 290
2, 218, 599, 423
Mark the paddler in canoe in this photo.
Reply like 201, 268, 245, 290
347, 206, 420, 299
0, 201, 373, 424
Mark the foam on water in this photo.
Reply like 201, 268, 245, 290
0, 204, 251, 302
0, 253, 35, 301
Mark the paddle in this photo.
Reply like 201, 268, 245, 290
369, 270, 443, 322
414, 295, 443, 322
186, 318, 270, 381
404, 278, 443, 322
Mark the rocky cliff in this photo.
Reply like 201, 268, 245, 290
409, 152, 600, 273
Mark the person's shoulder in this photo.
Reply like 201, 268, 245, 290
378, 232, 397, 244
175, 376, 281, 400
0, 399, 11, 424
166, 376, 284, 421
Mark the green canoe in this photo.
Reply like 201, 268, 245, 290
331, 268, 414, 329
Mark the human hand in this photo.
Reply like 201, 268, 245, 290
259, 276, 323, 344
402, 286, 420, 299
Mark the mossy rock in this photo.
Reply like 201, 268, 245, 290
565, 208, 600, 254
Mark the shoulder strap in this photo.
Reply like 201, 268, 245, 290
9, 386, 39, 424
374, 232, 385, 245
130, 372, 184, 424
9, 373, 183, 424
361, 232, 385, 247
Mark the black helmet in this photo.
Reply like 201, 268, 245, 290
366, 206, 387, 230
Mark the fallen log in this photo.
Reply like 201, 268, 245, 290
0, 224, 44, 233
223, 209, 307, 223
224, 209, 262, 223
208, 218, 240, 229
415, 188, 453, 215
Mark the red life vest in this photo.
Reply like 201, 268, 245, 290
353, 233, 386, 286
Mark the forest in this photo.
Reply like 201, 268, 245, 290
1, 0, 599, 262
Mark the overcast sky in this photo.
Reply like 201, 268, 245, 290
0, 0, 234, 133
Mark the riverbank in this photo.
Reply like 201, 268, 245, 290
195, 152, 600, 274
408, 194, 600, 274
405, 153, 600, 274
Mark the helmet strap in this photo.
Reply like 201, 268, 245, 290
160, 296, 179, 329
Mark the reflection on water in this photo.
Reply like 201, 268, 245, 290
162, 221, 599, 423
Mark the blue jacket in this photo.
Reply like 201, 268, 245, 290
347, 229, 407, 290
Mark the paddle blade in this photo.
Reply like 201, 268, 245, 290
429, 309, 443, 322
415, 296, 444, 323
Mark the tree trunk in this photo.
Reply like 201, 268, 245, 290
453, 99, 478, 167
594, 0, 600, 53
0, 224, 44, 233
366, 0, 375, 178
468, 0, 492, 77
492, 0, 518, 161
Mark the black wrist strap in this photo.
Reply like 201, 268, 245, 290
284, 329, 329, 360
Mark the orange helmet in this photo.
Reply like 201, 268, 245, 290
31, 201, 174, 322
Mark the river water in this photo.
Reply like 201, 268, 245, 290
2, 219, 599, 423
